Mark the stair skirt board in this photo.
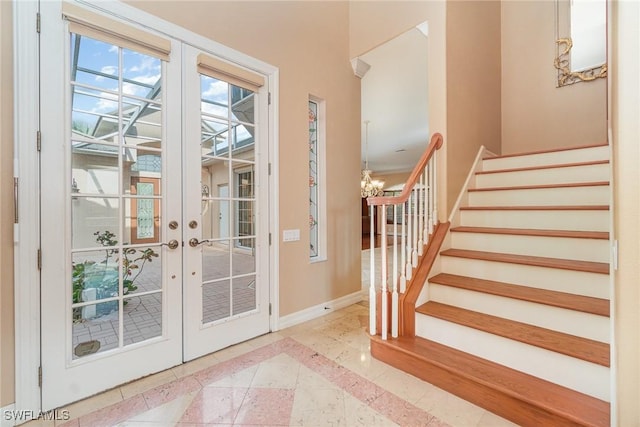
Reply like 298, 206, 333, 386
476, 162, 610, 187
459, 209, 608, 231
414, 315, 610, 401
440, 257, 609, 299
467, 185, 609, 207
450, 232, 609, 263
428, 284, 610, 343
481, 145, 609, 171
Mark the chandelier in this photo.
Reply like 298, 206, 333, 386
361, 120, 384, 198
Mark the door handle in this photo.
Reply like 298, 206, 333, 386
161, 239, 180, 250
189, 237, 214, 248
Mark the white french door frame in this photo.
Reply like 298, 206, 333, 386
13, 0, 280, 414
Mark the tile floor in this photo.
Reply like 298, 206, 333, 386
24, 302, 517, 427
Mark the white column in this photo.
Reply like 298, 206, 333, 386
381, 205, 388, 340
392, 204, 398, 338
400, 201, 407, 292
369, 204, 376, 335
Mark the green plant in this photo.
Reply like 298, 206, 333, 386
72, 231, 158, 321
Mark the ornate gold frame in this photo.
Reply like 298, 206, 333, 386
554, 38, 607, 87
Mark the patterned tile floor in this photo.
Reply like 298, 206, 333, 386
25, 303, 517, 427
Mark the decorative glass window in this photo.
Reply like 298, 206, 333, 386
308, 98, 325, 260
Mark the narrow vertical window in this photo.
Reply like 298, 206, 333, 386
308, 97, 325, 260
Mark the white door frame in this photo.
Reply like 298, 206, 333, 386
13, 0, 280, 413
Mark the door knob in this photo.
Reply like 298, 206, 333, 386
161, 239, 180, 250
189, 237, 213, 247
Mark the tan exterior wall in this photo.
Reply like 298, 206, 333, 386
126, 1, 361, 317
501, 0, 607, 154
0, 0, 15, 407
446, 0, 502, 214
611, 1, 640, 425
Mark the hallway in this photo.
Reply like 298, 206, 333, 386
23, 303, 515, 427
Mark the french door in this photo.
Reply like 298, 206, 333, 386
39, 2, 270, 410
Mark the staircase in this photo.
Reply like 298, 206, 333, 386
370, 144, 611, 427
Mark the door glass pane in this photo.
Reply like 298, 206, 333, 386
233, 275, 256, 316
70, 32, 165, 358
72, 144, 119, 196
201, 75, 228, 119
199, 68, 261, 327
72, 250, 120, 303
121, 245, 161, 294
233, 238, 256, 276
202, 241, 230, 282
71, 33, 119, 91
72, 197, 120, 249
201, 120, 229, 159
72, 301, 120, 359
231, 86, 255, 125
202, 280, 230, 324
123, 293, 162, 345
122, 97, 162, 148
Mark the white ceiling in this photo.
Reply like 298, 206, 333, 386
360, 26, 429, 175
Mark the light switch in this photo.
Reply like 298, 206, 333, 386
283, 229, 300, 242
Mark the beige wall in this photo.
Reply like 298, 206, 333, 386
0, 0, 15, 408
349, 1, 449, 218
126, 1, 362, 317
501, 0, 607, 154
611, 1, 640, 424
446, 0, 502, 214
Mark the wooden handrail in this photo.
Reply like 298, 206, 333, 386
366, 132, 443, 206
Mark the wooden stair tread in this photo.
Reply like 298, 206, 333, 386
415, 301, 610, 366
476, 159, 610, 175
483, 143, 608, 160
441, 248, 609, 274
460, 205, 609, 211
468, 181, 609, 192
450, 226, 609, 240
371, 335, 610, 427
429, 273, 610, 317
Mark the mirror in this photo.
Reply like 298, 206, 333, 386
554, 0, 607, 87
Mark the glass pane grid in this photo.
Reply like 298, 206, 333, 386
70, 33, 165, 360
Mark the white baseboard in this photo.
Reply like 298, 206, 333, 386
1, 404, 16, 427
276, 291, 364, 330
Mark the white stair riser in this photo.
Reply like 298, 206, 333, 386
467, 185, 609, 207
476, 163, 610, 188
415, 315, 610, 401
450, 232, 609, 263
428, 284, 610, 343
459, 209, 609, 231
440, 256, 609, 299
483, 146, 609, 171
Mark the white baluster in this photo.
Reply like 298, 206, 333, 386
400, 201, 407, 292
423, 163, 430, 245
392, 204, 398, 338
412, 188, 418, 267
369, 204, 376, 336
428, 157, 434, 234
433, 152, 438, 227
406, 196, 413, 281
417, 172, 424, 256
381, 205, 388, 340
